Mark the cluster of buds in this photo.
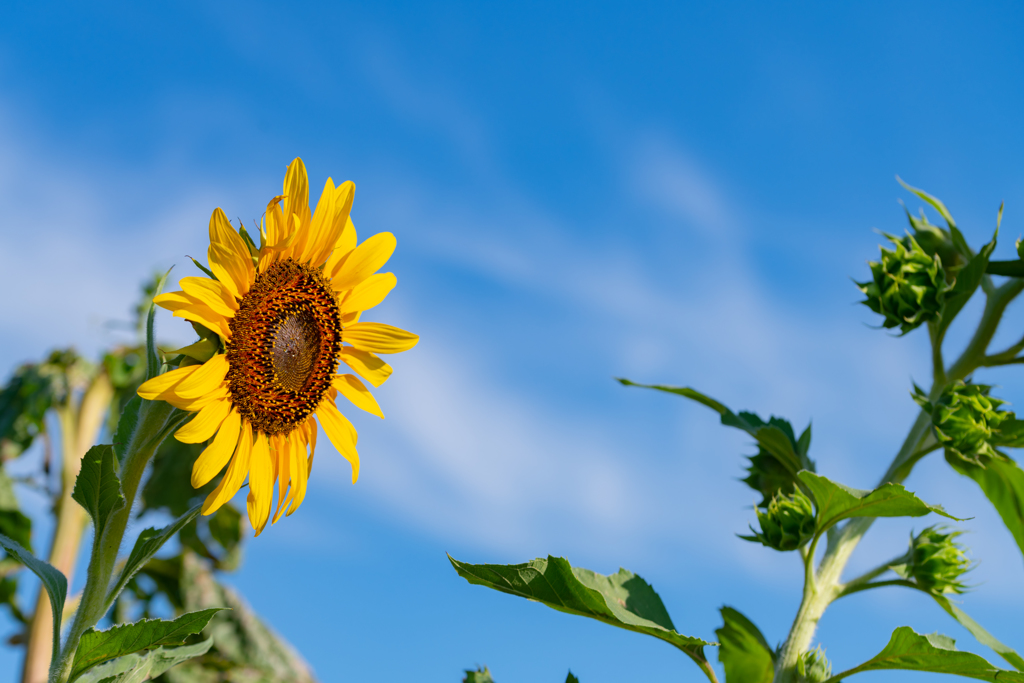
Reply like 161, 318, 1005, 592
796, 646, 831, 683
857, 232, 950, 334
892, 526, 971, 595
747, 491, 816, 552
914, 381, 1011, 466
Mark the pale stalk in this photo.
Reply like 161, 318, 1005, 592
774, 277, 1024, 683
21, 374, 113, 683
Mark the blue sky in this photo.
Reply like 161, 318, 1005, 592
3, 2, 1024, 681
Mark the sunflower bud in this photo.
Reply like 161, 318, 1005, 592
893, 526, 971, 595
747, 491, 816, 552
857, 233, 949, 334
914, 381, 1011, 466
796, 646, 831, 683
905, 208, 964, 274
743, 449, 797, 508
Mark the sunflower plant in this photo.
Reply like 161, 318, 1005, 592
0, 158, 416, 683
452, 181, 1024, 682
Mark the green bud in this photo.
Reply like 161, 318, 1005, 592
743, 449, 797, 508
913, 381, 1012, 466
905, 207, 964, 274
893, 526, 971, 595
796, 646, 831, 683
857, 232, 949, 334
747, 491, 816, 552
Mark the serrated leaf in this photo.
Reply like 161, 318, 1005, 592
74, 638, 213, 683
828, 626, 1024, 681
716, 606, 774, 683
0, 532, 66, 663
70, 609, 224, 681
450, 554, 712, 668
105, 503, 203, 613
940, 228, 998, 336
798, 471, 961, 533
616, 379, 807, 473
71, 445, 125, 534
948, 454, 1024, 564
931, 594, 1024, 672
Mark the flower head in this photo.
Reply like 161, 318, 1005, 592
746, 491, 816, 552
857, 232, 949, 334
894, 526, 971, 595
796, 646, 831, 683
914, 381, 1011, 466
138, 158, 418, 535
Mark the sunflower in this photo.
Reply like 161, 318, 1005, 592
138, 158, 417, 535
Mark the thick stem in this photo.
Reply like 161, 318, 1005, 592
21, 375, 112, 683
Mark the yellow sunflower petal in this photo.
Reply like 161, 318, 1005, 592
152, 290, 193, 311
192, 408, 242, 488
330, 232, 396, 292
174, 397, 232, 444
180, 277, 238, 318
164, 384, 230, 412
340, 273, 396, 314
272, 435, 292, 524
317, 399, 360, 484
209, 208, 254, 297
282, 158, 311, 232
343, 323, 419, 354
172, 354, 230, 400
309, 181, 354, 267
171, 304, 232, 341
339, 347, 392, 387
202, 419, 253, 515
300, 177, 336, 264
247, 432, 274, 536
137, 365, 200, 401
332, 374, 383, 418
209, 207, 253, 267
287, 424, 311, 516
323, 217, 357, 275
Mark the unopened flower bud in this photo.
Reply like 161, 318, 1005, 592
743, 449, 797, 508
897, 526, 971, 595
797, 646, 831, 683
914, 381, 1011, 466
906, 209, 964, 274
857, 233, 949, 334
748, 491, 816, 552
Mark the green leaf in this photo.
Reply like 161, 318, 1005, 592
616, 379, 808, 473
70, 609, 223, 681
898, 177, 958, 230
931, 594, 1024, 672
71, 445, 126, 534
827, 626, 1024, 682
939, 228, 998, 336
112, 396, 142, 463
947, 454, 1024, 564
462, 667, 494, 683
0, 532, 66, 664
798, 471, 962, 533
715, 607, 774, 683
74, 638, 213, 683
105, 503, 203, 613
449, 554, 713, 668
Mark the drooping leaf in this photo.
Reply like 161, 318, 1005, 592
70, 608, 224, 681
828, 626, 1024, 681
947, 453, 1024, 564
105, 503, 203, 612
73, 638, 213, 683
931, 594, 1024, 672
798, 471, 961, 533
715, 607, 774, 683
939, 228, 998, 336
450, 554, 713, 669
71, 445, 126, 534
0, 532, 66, 663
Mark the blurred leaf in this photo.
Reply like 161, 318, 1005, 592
0, 531, 66, 662
939, 228, 998, 337
830, 627, 1024, 681
75, 638, 213, 683
715, 607, 774, 683
797, 471, 961, 533
565, 672, 579, 683
70, 609, 225, 681
72, 445, 126, 535
931, 594, 1024, 672
0, 468, 31, 551
450, 554, 713, 669
463, 667, 494, 683
947, 453, 1024, 565
0, 350, 83, 459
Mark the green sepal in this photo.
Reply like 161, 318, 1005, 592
186, 256, 216, 280
238, 224, 260, 260
462, 667, 494, 683
744, 491, 816, 551
715, 606, 774, 683
449, 554, 714, 668
146, 269, 171, 381
71, 445, 126, 535
0, 532, 66, 665
797, 471, 962, 534
166, 337, 219, 364
897, 177, 959, 232
69, 609, 224, 681
826, 626, 1024, 681
71, 638, 213, 683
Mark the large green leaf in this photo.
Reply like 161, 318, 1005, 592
826, 627, 1024, 682
948, 454, 1024, 562
931, 594, 1024, 672
71, 445, 126, 534
70, 608, 223, 681
616, 379, 809, 473
715, 607, 774, 683
74, 638, 213, 683
450, 554, 713, 668
0, 532, 66, 663
797, 471, 961, 533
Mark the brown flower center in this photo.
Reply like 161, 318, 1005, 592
226, 258, 342, 435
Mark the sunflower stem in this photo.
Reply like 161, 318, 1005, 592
48, 398, 179, 683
